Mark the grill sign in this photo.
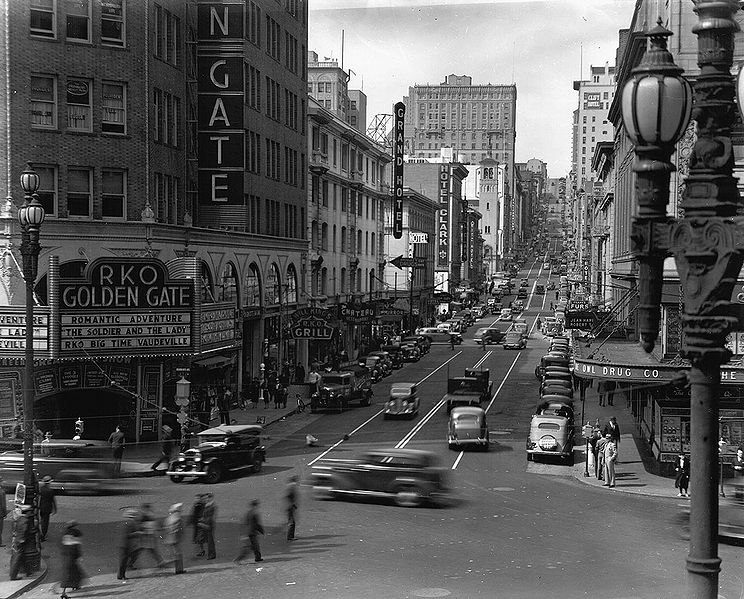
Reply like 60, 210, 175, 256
392, 102, 405, 239
287, 307, 334, 340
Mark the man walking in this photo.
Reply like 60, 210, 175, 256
163, 503, 185, 574
605, 380, 617, 406
0, 476, 7, 546
286, 475, 299, 541
151, 425, 175, 472
234, 499, 264, 564
200, 493, 217, 560
9, 504, 34, 580
108, 425, 125, 476
117, 508, 138, 581
217, 387, 231, 425
38, 475, 57, 541
449, 334, 456, 351
603, 433, 617, 487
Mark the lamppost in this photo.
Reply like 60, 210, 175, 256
17, 163, 45, 572
620, 7, 742, 597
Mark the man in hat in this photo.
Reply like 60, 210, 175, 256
151, 425, 175, 472
163, 503, 185, 574
234, 499, 264, 564
38, 475, 57, 541
9, 504, 34, 580
285, 475, 299, 541
117, 508, 138, 580
108, 425, 126, 476
0, 476, 7, 546
200, 493, 217, 560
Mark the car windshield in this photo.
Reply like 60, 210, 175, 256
322, 375, 347, 385
197, 437, 228, 447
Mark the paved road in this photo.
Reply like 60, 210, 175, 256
21, 260, 744, 599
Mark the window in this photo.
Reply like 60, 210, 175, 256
102, 82, 126, 134
284, 146, 298, 186
265, 138, 281, 180
33, 165, 57, 217
246, 1, 261, 46
247, 195, 261, 234
66, 78, 92, 132
285, 32, 298, 74
30, 74, 57, 129
284, 89, 297, 129
101, 0, 124, 46
66, 0, 90, 42
341, 227, 346, 252
265, 76, 280, 121
246, 64, 261, 111
102, 169, 126, 219
30, 0, 55, 38
341, 187, 348, 212
153, 89, 179, 146
266, 16, 281, 61
67, 168, 91, 217
246, 130, 261, 174
154, 4, 179, 66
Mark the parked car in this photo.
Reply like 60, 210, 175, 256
310, 449, 451, 508
167, 425, 266, 484
511, 300, 524, 313
517, 289, 528, 300
310, 366, 374, 412
384, 383, 420, 419
379, 345, 405, 369
526, 414, 574, 464
503, 330, 527, 350
399, 342, 421, 362
536, 284, 545, 295
369, 350, 394, 374
447, 406, 489, 451
402, 335, 430, 355
416, 327, 463, 345
360, 355, 385, 382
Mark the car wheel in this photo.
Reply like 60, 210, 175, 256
361, 393, 371, 407
394, 487, 423, 508
527, 453, 533, 462
253, 456, 263, 473
205, 464, 222, 484
170, 475, 184, 483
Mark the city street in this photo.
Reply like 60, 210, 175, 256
19, 265, 744, 599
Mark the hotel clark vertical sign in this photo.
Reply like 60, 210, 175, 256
57, 258, 195, 356
197, 1, 244, 205
392, 102, 405, 239
436, 164, 450, 271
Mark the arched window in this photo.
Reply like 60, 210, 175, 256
340, 267, 346, 293
201, 261, 215, 303
370, 268, 375, 293
311, 220, 319, 249
244, 263, 261, 307
357, 230, 362, 253
265, 262, 281, 305
285, 264, 298, 303
356, 268, 362, 292
371, 232, 376, 256
332, 267, 337, 295
218, 262, 239, 303
349, 228, 355, 253
341, 227, 347, 252
321, 222, 328, 251
321, 267, 328, 295
332, 224, 337, 251
365, 231, 369, 254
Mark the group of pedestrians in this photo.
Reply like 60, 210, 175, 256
589, 417, 621, 488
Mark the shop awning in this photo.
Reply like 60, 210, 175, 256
192, 355, 233, 368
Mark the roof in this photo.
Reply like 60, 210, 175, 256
199, 425, 262, 435
366, 448, 434, 458
450, 406, 485, 416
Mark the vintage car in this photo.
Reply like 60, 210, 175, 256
311, 366, 374, 412
444, 369, 492, 413
166, 425, 266, 484
512, 300, 525, 313
498, 309, 513, 322
536, 399, 575, 419
0, 439, 120, 495
310, 448, 450, 508
510, 319, 529, 339
368, 350, 394, 374
402, 335, 430, 355
540, 383, 574, 399
448, 406, 489, 450
400, 342, 421, 362
384, 383, 420, 419
503, 330, 527, 350
416, 327, 463, 345
379, 345, 405, 369
526, 414, 574, 464
474, 327, 504, 345
359, 355, 385, 383
517, 288, 528, 300
535, 283, 545, 295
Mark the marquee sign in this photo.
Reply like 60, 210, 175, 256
0, 307, 50, 355
197, 1, 245, 205
340, 302, 375, 324
200, 302, 238, 352
392, 101, 405, 239
565, 310, 597, 330
437, 164, 450, 271
286, 307, 335, 340
58, 258, 195, 356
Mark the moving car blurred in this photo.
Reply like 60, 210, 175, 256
311, 449, 451, 507
416, 327, 463, 345
448, 406, 489, 450
167, 424, 266, 484
384, 383, 420, 419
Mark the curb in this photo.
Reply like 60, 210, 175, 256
120, 408, 299, 479
0, 559, 47, 599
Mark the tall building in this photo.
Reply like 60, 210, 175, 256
0, 0, 308, 443
306, 51, 367, 132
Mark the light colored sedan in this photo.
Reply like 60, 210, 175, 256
448, 406, 489, 450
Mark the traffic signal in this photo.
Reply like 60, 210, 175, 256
74, 417, 84, 438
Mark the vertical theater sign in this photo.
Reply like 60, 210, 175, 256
197, 1, 244, 205
392, 102, 405, 239
437, 165, 450, 271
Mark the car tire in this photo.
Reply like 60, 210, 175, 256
394, 486, 423, 508
361, 393, 371, 407
527, 453, 533, 462
170, 475, 184, 483
205, 463, 222, 484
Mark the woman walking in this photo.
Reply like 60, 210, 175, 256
59, 521, 84, 599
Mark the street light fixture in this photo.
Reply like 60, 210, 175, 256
620, 8, 742, 598
17, 163, 45, 573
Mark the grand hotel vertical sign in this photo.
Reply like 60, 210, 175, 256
197, 2, 244, 205
436, 164, 450, 271
392, 102, 405, 239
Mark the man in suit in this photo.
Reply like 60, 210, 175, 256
234, 499, 264, 564
603, 434, 618, 487
675, 453, 691, 497
595, 432, 608, 482
603, 416, 621, 461
38, 475, 57, 541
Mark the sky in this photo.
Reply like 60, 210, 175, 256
309, 0, 637, 178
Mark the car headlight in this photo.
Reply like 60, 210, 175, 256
194, 455, 202, 462
388, 400, 396, 406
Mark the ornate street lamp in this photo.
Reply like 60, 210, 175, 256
621, 6, 743, 597
17, 163, 45, 573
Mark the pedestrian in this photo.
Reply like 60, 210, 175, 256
190, 494, 205, 553
218, 387, 231, 425
41, 431, 53, 456
266, 370, 277, 407
605, 379, 617, 406
162, 503, 185, 574
224, 386, 234, 410
59, 521, 84, 599
588, 427, 601, 477
198, 493, 217, 560
9, 504, 34, 580
603, 433, 617, 487
603, 416, 621, 461
555, 290, 559, 301
294, 362, 305, 384
276, 383, 288, 409
597, 380, 606, 407
675, 453, 690, 497
536, 317, 542, 331
274, 382, 282, 409
108, 425, 125, 476
0, 477, 6, 547
280, 361, 291, 386
549, 302, 554, 311
286, 475, 299, 541
129, 503, 164, 569
151, 425, 175, 472
38, 475, 57, 542
234, 499, 264, 564
449, 334, 456, 351
595, 431, 608, 482
307, 368, 321, 394
117, 508, 138, 580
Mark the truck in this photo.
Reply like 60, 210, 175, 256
310, 365, 373, 413
443, 369, 493, 414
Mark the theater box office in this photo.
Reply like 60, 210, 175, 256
574, 357, 744, 473
0, 255, 244, 443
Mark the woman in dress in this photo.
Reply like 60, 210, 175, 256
59, 521, 84, 599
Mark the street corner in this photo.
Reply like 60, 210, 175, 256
0, 556, 47, 599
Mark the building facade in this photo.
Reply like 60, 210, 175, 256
0, 0, 309, 442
